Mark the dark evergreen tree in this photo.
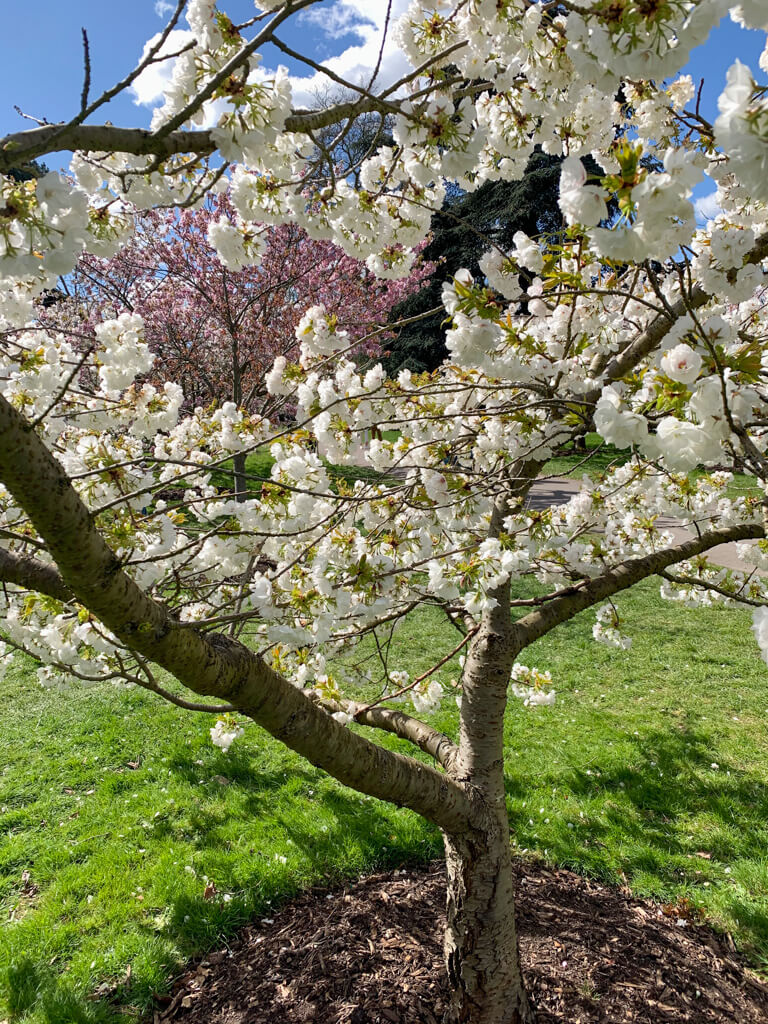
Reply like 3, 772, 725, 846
6, 159, 49, 182
385, 152, 564, 374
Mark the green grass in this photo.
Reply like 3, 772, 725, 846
210, 449, 395, 496
544, 433, 760, 499
503, 578, 768, 956
4, 541, 768, 1021
0, 671, 437, 1022
346, 581, 768, 960
542, 433, 631, 479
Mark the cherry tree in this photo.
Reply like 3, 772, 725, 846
66, 197, 428, 412
55, 196, 429, 496
0, 1, 767, 1021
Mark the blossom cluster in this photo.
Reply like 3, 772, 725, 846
0, 0, 767, 749
592, 605, 632, 651
510, 664, 556, 707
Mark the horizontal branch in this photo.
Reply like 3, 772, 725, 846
0, 395, 473, 834
0, 124, 215, 172
659, 567, 768, 608
355, 705, 460, 772
314, 693, 459, 772
0, 546, 72, 602
0, 95, 400, 175
512, 522, 765, 649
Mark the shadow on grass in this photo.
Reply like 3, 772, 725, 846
1, 959, 116, 1024
139, 768, 439, 1012
506, 722, 768, 956
9, 716, 768, 1021
0, 748, 439, 1022
157, 763, 440, 919
543, 434, 631, 478
135, 722, 768, 962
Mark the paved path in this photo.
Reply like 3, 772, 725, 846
528, 477, 760, 575
340, 447, 761, 574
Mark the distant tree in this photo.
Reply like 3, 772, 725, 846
54, 192, 429, 497
302, 85, 395, 187
312, 117, 393, 185
5, 158, 49, 182
385, 152, 564, 374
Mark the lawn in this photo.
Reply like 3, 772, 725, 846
545, 434, 760, 501
2, 575, 768, 1022
210, 448, 396, 496
542, 433, 631, 479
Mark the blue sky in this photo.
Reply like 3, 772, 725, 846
1, 0, 765, 215
683, 15, 766, 119
0, 1, 373, 145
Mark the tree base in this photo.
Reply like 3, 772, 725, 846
443, 830, 535, 1024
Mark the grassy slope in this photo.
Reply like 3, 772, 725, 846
2, 580, 768, 1021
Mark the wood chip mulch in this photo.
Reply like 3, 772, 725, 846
151, 861, 768, 1023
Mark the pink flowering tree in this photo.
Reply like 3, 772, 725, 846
61, 196, 429, 495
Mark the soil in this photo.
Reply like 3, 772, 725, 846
151, 861, 768, 1024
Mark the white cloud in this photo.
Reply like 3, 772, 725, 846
130, 28, 192, 107
299, 4, 375, 40
132, 0, 414, 122
154, 0, 175, 17
694, 189, 723, 224
280, 0, 413, 109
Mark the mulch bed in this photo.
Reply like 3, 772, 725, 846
151, 861, 768, 1023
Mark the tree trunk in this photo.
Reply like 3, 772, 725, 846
232, 451, 248, 502
442, 559, 535, 1024
443, 814, 534, 1024
229, 326, 248, 502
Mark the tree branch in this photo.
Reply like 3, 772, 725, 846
512, 522, 765, 649
0, 395, 474, 834
355, 705, 460, 772
80, 29, 91, 116
658, 567, 768, 607
317, 695, 460, 772
0, 547, 72, 603
587, 231, 768, 393
152, 0, 321, 142
138, 676, 236, 714
38, 0, 190, 153
0, 102, 407, 176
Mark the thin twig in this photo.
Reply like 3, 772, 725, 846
80, 29, 92, 115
